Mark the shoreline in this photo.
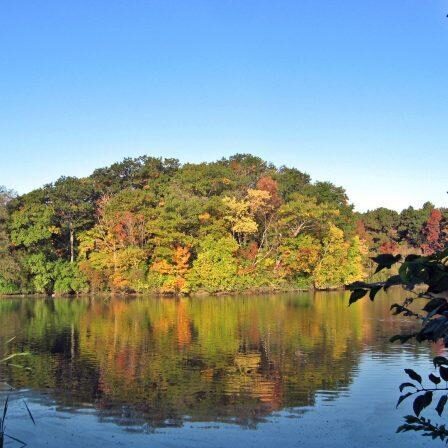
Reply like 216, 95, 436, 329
0, 285, 348, 299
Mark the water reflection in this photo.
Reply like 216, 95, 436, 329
0, 292, 428, 428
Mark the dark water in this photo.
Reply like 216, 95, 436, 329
0, 292, 441, 447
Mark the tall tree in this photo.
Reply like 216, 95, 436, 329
421, 208, 444, 255
47, 177, 98, 262
278, 193, 338, 238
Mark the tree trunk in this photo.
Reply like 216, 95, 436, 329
70, 224, 74, 263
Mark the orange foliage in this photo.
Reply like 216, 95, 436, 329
151, 245, 191, 294
256, 176, 282, 209
379, 240, 399, 254
238, 241, 258, 261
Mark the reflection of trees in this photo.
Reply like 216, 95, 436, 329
0, 292, 426, 428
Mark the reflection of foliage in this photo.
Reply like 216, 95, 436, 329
349, 249, 448, 442
0, 293, 396, 428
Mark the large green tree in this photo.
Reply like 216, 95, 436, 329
46, 176, 99, 263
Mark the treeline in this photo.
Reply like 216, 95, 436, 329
0, 154, 443, 295
358, 204, 448, 256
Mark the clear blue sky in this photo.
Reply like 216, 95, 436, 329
1, 0, 447, 211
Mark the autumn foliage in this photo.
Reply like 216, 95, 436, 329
6, 153, 438, 295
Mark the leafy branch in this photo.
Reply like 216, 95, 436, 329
348, 249, 448, 442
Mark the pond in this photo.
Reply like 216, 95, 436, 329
0, 292, 441, 447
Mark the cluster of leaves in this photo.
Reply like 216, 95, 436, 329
0, 154, 366, 295
348, 248, 448, 442
395, 360, 448, 442
397, 415, 448, 443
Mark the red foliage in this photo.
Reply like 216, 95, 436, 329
379, 240, 399, 254
421, 209, 444, 255
112, 211, 146, 247
256, 176, 282, 209
239, 241, 259, 261
355, 220, 367, 240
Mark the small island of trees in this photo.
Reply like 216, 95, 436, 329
0, 154, 446, 296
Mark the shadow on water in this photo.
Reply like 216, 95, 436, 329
0, 291, 431, 432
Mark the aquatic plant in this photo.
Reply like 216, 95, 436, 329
0, 339, 34, 447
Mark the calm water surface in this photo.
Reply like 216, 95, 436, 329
0, 292, 441, 447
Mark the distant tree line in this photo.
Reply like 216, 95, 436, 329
356, 204, 448, 273
0, 154, 444, 295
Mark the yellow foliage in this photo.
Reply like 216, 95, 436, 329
198, 212, 211, 223
313, 224, 365, 289
247, 189, 271, 213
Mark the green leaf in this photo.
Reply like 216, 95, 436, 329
423, 298, 446, 313
405, 368, 422, 384
405, 254, 422, 262
396, 392, 413, 408
440, 366, 448, 381
390, 333, 417, 344
349, 289, 368, 306
436, 395, 448, 417
434, 356, 448, 368
347, 281, 369, 290
371, 254, 401, 274
369, 285, 382, 301
403, 415, 421, 424
384, 275, 402, 291
429, 373, 441, 385
399, 382, 417, 392
413, 391, 432, 417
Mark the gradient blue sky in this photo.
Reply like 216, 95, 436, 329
1, 0, 447, 211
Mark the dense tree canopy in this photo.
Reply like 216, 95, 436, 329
0, 154, 445, 296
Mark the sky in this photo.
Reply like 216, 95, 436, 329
1, 0, 447, 212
